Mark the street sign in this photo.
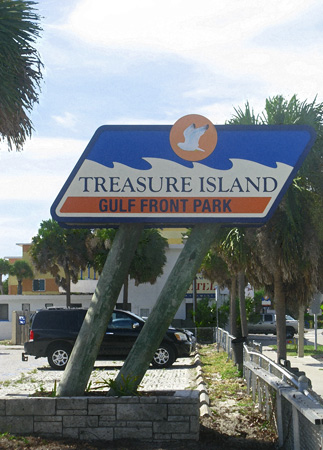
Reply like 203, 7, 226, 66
51, 115, 316, 227
309, 292, 323, 315
261, 296, 271, 306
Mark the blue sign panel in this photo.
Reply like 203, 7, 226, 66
19, 315, 26, 325
51, 119, 315, 227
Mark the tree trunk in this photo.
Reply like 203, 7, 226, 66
57, 223, 144, 397
17, 280, 22, 295
274, 270, 286, 363
110, 223, 221, 395
298, 303, 305, 357
193, 277, 197, 316
65, 270, 71, 308
122, 275, 129, 310
238, 270, 248, 338
230, 275, 237, 337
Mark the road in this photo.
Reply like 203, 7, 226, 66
0, 344, 195, 397
0, 344, 42, 382
248, 328, 323, 347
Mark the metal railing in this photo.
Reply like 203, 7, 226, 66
184, 326, 218, 344
214, 327, 323, 449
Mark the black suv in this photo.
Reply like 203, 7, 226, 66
23, 308, 196, 370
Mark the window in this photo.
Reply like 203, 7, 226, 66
32, 279, 45, 292
22, 303, 30, 311
108, 311, 140, 329
0, 304, 8, 321
45, 303, 53, 309
264, 314, 274, 322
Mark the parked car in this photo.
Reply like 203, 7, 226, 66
248, 311, 298, 337
23, 308, 196, 370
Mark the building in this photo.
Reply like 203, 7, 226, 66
6, 243, 97, 296
7, 243, 60, 295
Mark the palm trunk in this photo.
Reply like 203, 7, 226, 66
17, 280, 22, 295
274, 270, 286, 363
122, 275, 130, 311
65, 271, 71, 308
57, 223, 144, 397
298, 303, 305, 357
111, 223, 221, 395
238, 270, 248, 338
230, 275, 237, 337
193, 277, 197, 315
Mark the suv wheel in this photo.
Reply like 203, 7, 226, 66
48, 344, 71, 370
152, 344, 175, 368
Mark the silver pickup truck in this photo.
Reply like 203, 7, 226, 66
248, 312, 298, 337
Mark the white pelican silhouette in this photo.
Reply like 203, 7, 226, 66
177, 123, 209, 152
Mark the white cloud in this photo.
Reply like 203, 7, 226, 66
55, 0, 322, 104
0, 136, 88, 256
0, 137, 87, 201
62, 0, 309, 57
52, 111, 78, 130
60, 1, 313, 64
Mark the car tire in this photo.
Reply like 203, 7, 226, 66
152, 343, 176, 368
286, 327, 295, 338
47, 344, 71, 370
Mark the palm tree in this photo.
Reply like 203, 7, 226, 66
0, 259, 11, 294
200, 227, 251, 338
12, 260, 33, 294
0, 0, 43, 150
30, 220, 92, 307
200, 230, 238, 335
219, 228, 251, 338
229, 95, 323, 361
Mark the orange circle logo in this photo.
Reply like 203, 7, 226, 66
169, 114, 217, 162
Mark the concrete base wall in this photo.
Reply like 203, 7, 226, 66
0, 390, 199, 442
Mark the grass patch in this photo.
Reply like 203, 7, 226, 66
198, 344, 277, 439
199, 346, 241, 380
0, 432, 30, 445
271, 344, 323, 356
199, 345, 249, 402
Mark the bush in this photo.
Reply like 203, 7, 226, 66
192, 297, 229, 328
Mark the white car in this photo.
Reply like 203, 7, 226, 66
248, 312, 298, 337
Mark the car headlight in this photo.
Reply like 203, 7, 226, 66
174, 332, 188, 342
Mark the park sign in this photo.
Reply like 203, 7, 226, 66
51, 114, 316, 228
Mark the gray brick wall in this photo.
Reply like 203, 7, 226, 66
0, 390, 199, 442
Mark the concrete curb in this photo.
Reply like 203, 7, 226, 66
193, 352, 212, 417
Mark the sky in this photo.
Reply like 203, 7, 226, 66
1, 0, 323, 257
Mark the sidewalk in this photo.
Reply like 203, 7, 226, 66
262, 343, 323, 399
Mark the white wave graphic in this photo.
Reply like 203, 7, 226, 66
55, 157, 293, 218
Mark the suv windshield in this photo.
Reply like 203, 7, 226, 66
286, 315, 295, 320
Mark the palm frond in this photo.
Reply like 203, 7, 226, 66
0, 0, 43, 150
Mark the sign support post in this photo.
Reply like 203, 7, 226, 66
111, 223, 221, 394
57, 223, 144, 397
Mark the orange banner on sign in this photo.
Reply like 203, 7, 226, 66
60, 196, 271, 214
